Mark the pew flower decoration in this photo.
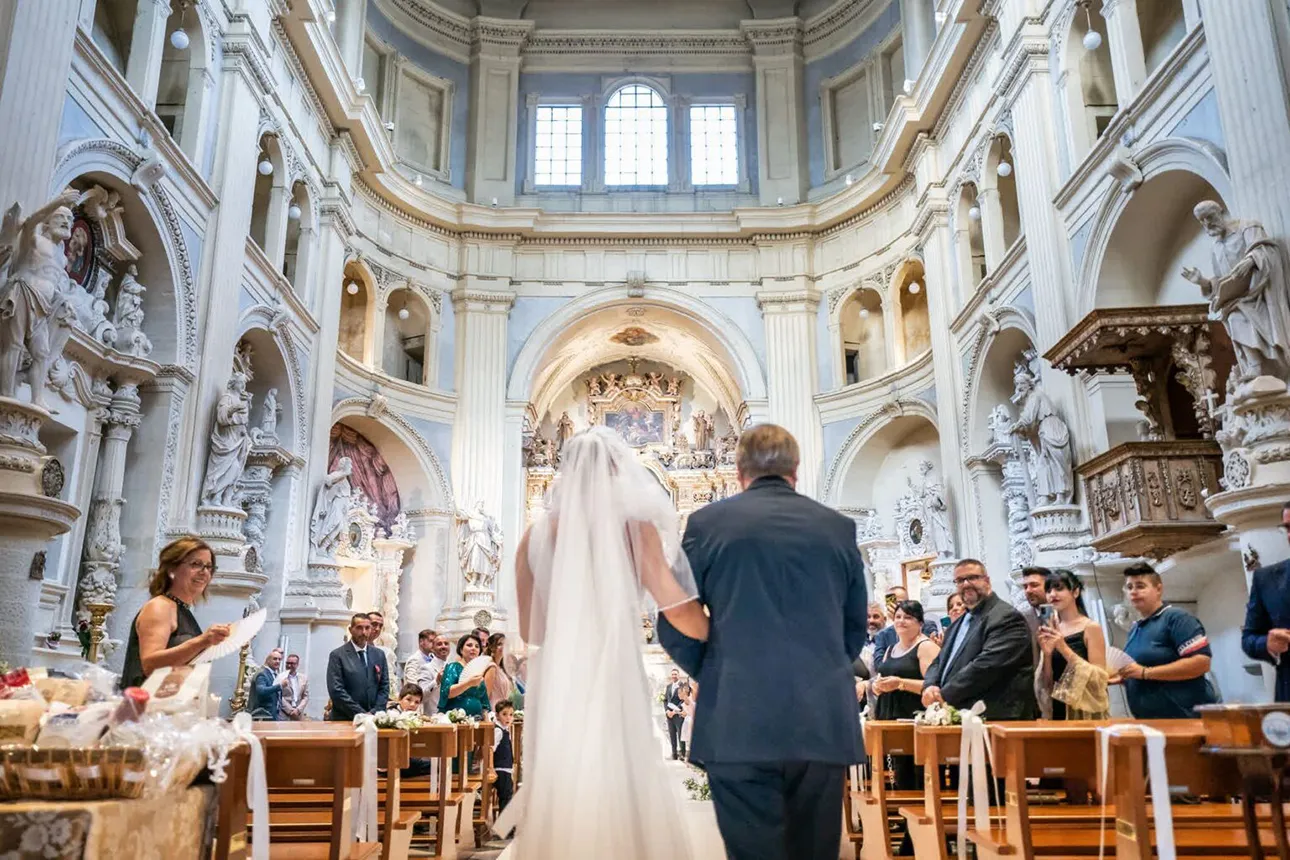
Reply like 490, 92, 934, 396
914, 702, 963, 727
445, 708, 471, 724
355, 710, 424, 730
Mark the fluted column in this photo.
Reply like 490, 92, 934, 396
450, 283, 514, 512
1100, 0, 1147, 107
977, 187, 1008, 272
125, 0, 172, 109
900, 0, 936, 90
1198, 0, 1290, 244
466, 19, 531, 206
334, 0, 367, 80
757, 287, 823, 497
0, 1, 78, 212
742, 19, 810, 206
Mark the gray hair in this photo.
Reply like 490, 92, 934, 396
735, 424, 800, 480
1193, 200, 1225, 221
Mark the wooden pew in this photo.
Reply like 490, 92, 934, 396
396, 725, 459, 859
858, 720, 919, 860
900, 725, 961, 860
449, 721, 496, 849
253, 725, 380, 860
214, 742, 251, 860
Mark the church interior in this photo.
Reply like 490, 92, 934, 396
1, 0, 1289, 857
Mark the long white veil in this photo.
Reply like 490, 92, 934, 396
496, 427, 698, 858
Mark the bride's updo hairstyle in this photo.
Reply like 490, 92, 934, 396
735, 423, 800, 482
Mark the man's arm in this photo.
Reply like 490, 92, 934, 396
659, 517, 709, 675
299, 680, 309, 713
940, 610, 1031, 705
326, 652, 363, 717
1242, 570, 1273, 662
843, 538, 869, 660
251, 669, 274, 711
921, 641, 946, 689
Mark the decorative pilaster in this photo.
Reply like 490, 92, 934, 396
466, 19, 532, 206
1197, 0, 1290, 245
449, 283, 515, 513
742, 19, 809, 206
756, 285, 823, 497
900, 0, 937, 90
1100, 0, 1148, 107
977, 187, 1008, 271
125, 0, 173, 110
372, 517, 416, 649
334, 0, 368, 79
238, 443, 294, 575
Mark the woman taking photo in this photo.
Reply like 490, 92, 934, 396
871, 601, 940, 786
1036, 569, 1109, 720
439, 633, 492, 717
121, 537, 231, 689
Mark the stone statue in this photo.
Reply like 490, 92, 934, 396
692, 410, 715, 450
557, 411, 575, 449
457, 501, 502, 591
923, 479, 955, 558
253, 387, 281, 445
310, 457, 354, 558
199, 371, 254, 507
1182, 201, 1290, 387
0, 189, 81, 409
112, 265, 152, 357
987, 404, 1014, 448
1008, 357, 1074, 507
68, 266, 116, 346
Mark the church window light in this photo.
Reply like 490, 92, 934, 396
604, 84, 669, 187
689, 104, 739, 186
534, 104, 583, 187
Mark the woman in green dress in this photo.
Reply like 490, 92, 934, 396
439, 633, 491, 716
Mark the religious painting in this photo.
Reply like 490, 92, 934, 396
64, 217, 95, 287
604, 405, 666, 447
328, 423, 402, 532
609, 326, 659, 347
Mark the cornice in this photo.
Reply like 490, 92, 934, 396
525, 29, 750, 58
740, 17, 804, 56
802, 0, 889, 61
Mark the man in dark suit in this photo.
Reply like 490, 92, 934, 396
249, 646, 286, 720
921, 558, 1036, 720
658, 424, 868, 860
663, 669, 686, 759
1241, 502, 1290, 702
326, 613, 390, 721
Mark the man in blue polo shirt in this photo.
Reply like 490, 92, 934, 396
1118, 563, 1218, 718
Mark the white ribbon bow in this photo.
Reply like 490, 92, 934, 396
231, 712, 270, 860
351, 716, 380, 843
955, 701, 992, 860
1097, 723, 1175, 860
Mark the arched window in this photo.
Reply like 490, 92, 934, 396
604, 84, 668, 187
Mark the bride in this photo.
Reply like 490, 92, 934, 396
494, 426, 713, 857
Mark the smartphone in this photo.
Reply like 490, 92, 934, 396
1037, 604, 1055, 626
884, 594, 898, 613
940, 616, 952, 630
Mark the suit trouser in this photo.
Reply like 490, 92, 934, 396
705, 761, 845, 860
667, 714, 685, 757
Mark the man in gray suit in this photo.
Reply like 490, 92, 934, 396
326, 614, 390, 721
249, 647, 286, 721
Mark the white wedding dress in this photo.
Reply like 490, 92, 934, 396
495, 427, 724, 859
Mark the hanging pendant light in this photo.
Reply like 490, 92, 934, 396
346, 281, 359, 295
287, 202, 302, 220
170, 28, 190, 50
398, 306, 410, 320
1081, 3, 1103, 51
258, 157, 274, 176
908, 282, 922, 295
996, 161, 1013, 177
968, 205, 982, 221
859, 307, 870, 319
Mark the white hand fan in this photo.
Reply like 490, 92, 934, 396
193, 608, 266, 664
1105, 646, 1133, 674
459, 655, 494, 684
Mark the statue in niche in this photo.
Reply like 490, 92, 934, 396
557, 411, 575, 450
328, 423, 402, 532
253, 387, 281, 445
310, 457, 354, 559
0, 189, 81, 409
68, 266, 116, 346
457, 501, 503, 591
1007, 356, 1074, 507
1182, 200, 1290, 388
692, 410, 715, 451
112, 265, 152, 357
987, 404, 1015, 448
199, 371, 254, 507
923, 476, 955, 558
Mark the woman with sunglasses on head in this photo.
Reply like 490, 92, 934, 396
121, 536, 232, 689
1036, 569, 1109, 721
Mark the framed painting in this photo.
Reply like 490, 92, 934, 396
64, 217, 95, 287
604, 404, 666, 447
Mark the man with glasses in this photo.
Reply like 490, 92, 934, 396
1242, 503, 1290, 702
921, 559, 1036, 719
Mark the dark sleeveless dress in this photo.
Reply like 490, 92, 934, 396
874, 638, 929, 795
120, 594, 203, 690
1049, 631, 1088, 721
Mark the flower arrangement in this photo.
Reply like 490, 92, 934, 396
355, 710, 424, 730
914, 702, 963, 727
684, 766, 712, 801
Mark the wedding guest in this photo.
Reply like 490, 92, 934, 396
404, 628, 447, 715
680, 681, 698, 761
438, 633, 491, 717
946, 592, 966, 623
872, 586, 939, 655
664, 669, 686, 760
281, 653, 309, 720
1036, 569, 1109, 720
388, 684, 433, 778
122, 537, 231, 689
482, 632, 517, 706
871, 601, 940, 792
922, 559, 1036, 720
1119, 563, 1218, 718
493, 701, 517, 816
327, 613, 389, 721
1242, 501, 1290, 702
366, 611, 399, 703
250, 647, 287, 720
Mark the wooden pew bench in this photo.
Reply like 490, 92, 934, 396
386, 725, 460, 859
858, 721, 922, 860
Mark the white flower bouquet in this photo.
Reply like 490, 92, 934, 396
913, 702, 963, 727
354, 710, 424, 730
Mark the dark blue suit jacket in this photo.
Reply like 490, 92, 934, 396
1242, 558, 1290, 702
658, 476, 868, 765
326, 642, 390, 721
249, 667, 284, 720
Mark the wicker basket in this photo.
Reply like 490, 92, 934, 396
0, 745, 149, 801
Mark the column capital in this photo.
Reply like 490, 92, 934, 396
452, 282, 516, 313
740, 18, 804, 58
470, 17, 534, 59
756, 285, 821, 314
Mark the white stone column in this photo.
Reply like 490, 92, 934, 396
333, 0, 367, 79
450, 282, 513, 510
900, 0, 936, 90
756, 286, 823, 497
264, 175, 291, 274
1198, 0, 1290, 244
0, 1, 78, 212
125, 0, 172, 109
743, 19, 810, 206
977, 187, 1008, 272
1100, 0, 1147, 107
466, 19, 531, 206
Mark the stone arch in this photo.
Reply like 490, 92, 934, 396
982, 133, 1022, 251
960, 307, 1039, 452
380, 286, 436, 386
889, 257, 930, 365
157, 0, 213, 162
821, 398, 939, 504
340, 258, 380, 365
1054, 0, 1118, 163
236, 311, 307, 454
329, 398, 454, 513
837, 284, 887, 386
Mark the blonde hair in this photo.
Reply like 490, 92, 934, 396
148, 536, 215, 598
735, 424, 800, 480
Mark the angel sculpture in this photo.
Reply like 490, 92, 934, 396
0, 189, 82, 409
